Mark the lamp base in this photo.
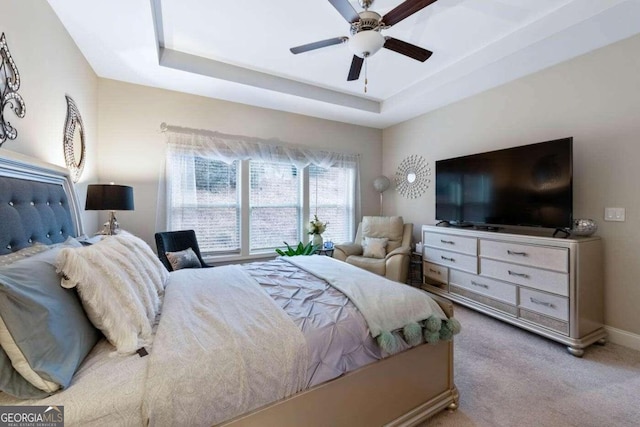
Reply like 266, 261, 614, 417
98, 211, 120, 235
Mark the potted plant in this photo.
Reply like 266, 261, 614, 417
275, 241, 318, 256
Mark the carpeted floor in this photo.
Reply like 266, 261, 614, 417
423, 304, 640, 427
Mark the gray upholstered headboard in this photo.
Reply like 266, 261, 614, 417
0, 151, 84, 255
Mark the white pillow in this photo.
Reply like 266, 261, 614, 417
363, 237, 389, 259
56, 233, 168, 354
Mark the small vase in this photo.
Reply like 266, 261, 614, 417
312, 233, 323, 247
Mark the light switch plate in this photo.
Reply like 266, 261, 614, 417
604, 207, 625, 222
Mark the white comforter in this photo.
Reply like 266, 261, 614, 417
142, 265, 309, 426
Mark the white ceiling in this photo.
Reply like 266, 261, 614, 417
48, 0, 640, 128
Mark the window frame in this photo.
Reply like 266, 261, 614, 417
167, 150, 358, 262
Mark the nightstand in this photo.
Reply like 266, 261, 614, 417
315, 248, 334, 257
409, 251, 423, 287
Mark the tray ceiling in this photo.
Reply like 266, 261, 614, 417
48, 0, 640, 128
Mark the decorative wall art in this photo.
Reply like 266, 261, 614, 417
395, 154, 431, 199
0, 33, 26, 147
63, 95, 86, 182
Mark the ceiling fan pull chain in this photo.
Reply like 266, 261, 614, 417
364, 57, 368, 93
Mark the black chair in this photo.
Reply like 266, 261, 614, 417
154, 230, 212, 271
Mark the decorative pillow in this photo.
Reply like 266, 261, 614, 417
0, 239, 101, 398
56, 233, 169, 354
0, 243, 49, 266
0, 348, 49, 399
166, 247, 202, 271
363, 237, 389, 259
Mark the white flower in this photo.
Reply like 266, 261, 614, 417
308, 215, 328, 235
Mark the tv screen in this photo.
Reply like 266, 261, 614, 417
435, 138, 573, 229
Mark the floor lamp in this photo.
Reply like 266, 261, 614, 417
373, 176, 390, 216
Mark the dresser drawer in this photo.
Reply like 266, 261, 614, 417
424, 247, 478, 274
424, 233, 477, 256
450, 269, 517, 305
480, 258, 568, 296
424, 261, 448, 284
480, 240, 568, 273
519, 288, 568, 321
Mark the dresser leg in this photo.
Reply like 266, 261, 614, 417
596, 337, 607, 345
567, 346, 584, 357
447, 386, 460, 411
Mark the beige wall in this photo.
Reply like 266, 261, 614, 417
383, 33, 640, 337
97, 79, 382, 248
0, 0, 99, 232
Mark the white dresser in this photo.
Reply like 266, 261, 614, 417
422, 225, 606, 356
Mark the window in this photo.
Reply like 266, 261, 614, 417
250, 161, 301, 251
165, 133, 359, 258
309, 164, 355, 246
167, 153, 240, 254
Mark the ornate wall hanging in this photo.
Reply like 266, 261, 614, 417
63, 95, 86, 182
0, 33, 26, 147
395, 154, 431, 199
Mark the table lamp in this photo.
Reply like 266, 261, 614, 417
85, 184, 134, 235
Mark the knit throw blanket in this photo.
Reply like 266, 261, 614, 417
284, 255, 460, 353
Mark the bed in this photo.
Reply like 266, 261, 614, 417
0, 150, 459, 426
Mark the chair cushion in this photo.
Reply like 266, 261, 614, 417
166, 248, 202, 271
346, 255, 386, 276
362, 237, 388, 259
361, 216, 404, 252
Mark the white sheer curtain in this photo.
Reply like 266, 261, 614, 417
163, 127, 359, 170
157, 125, 361, 249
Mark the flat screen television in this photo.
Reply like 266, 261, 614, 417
435, 137, 573, 229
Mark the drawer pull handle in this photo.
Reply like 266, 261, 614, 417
440, 239, 455, 244
508, 270, 529, 278
429, 268, 440, 275
530, 297, 555, 309
471, 281, 489, 289
441, 256, 455, 262
507, 250, 528, 256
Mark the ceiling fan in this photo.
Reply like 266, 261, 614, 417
290, 0, 437, 83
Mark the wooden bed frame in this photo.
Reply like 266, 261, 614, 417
225, 297, 458, 427
0, 150, 458, 426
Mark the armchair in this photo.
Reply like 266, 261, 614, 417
333, 216, 412, 283
154, 230, 213, 272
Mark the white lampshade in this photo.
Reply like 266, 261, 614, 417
373, 175, 391, 193
349, 31, 385, 58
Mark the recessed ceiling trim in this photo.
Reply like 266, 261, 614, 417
159, 48, 380, 113
150, 0, 164, 61
151, 0, 379, 113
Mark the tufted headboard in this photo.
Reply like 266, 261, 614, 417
0, 151, 83, 255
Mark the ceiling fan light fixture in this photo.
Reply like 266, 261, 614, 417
348, 30, 385, 58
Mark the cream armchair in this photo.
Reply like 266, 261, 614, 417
333, 216, 413, 283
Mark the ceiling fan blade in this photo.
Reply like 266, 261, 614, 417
383, 0, 438, 27
384, 37, 432, 62
347, 56, 364, 81
290, 37, 348, 54
328, 0, 361, 23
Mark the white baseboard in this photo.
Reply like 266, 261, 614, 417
605, 325, 640, 351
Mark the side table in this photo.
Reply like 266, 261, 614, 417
409, 251, 423, 287
316, 248, 334, 257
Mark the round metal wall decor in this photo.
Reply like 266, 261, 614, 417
395, 154, 431, 199
63, 95, 86, 183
